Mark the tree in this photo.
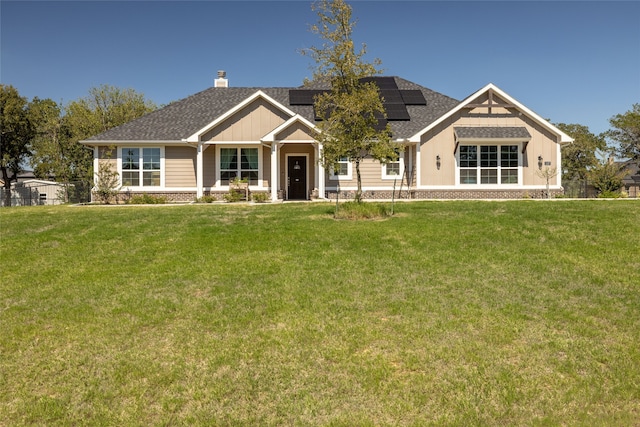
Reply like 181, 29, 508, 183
28, 97, 98, 202
606, 104, 640, 161
65, 84, 157, 142
303, 0, 399, 202
39, 85, 156, 198
588, 157, 627, 196
536, 166, 559, 199
556, 123, 606, 181
0, 85, 33, 205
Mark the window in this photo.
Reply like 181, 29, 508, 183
382, 150, 404, 179
220, 147, 259, 185
329, 157, 352, 180
122, 147, 161, 187
459, 145, 519, 185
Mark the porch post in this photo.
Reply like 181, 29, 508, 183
415, 142, 421, 189
317, 142, 325, 199
196, 142, 204, 199
271, 143, 278, 201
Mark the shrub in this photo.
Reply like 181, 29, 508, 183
93, 147, 120, 204
597, 190, 627, 199
223, 190, 244, 203
196, 195, 216, 203
128, 194, 168, 204
251, 192, 270, 203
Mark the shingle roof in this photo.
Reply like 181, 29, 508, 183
454, 126, 532, 140
83, 77, 460, 142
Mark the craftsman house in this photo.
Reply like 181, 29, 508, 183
80, 74, 573, 201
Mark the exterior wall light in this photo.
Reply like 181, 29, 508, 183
436, 155, 441, 170
538, 155, 543, 170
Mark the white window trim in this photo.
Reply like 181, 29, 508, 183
382, 152, 405, 180
329, 157, 353, 180
455, 143, 522, 188
117, 146, 165, 190
215, 145, 264, 189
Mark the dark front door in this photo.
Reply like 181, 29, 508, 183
287, 156, 307, 200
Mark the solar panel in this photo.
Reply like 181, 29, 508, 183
291, 77, 416, 123
400, 90, 427, 105
289, 89, 326, 105
380, 89, 404, 104
384, 104, 410, 121
360, 76, 398, 90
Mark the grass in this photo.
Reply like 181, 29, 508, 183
1, 200, 639, 426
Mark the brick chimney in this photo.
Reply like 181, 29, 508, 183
215, 70, 228, 88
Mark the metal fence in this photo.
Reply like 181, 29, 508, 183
1, 181, 91, 207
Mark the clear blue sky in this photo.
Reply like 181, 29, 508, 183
2, 1, 639, 136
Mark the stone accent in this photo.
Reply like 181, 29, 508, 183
326, 188, 564, 200
111, 188, 564, 203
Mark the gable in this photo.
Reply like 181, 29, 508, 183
410, 84, 573, 145
276, 121, 317, 141
201, 97, 290, 142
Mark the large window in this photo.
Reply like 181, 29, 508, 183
459, 145, 519, 185
329, 157, 352, 180
220, 147, 259, 185
122, 147, 161, 187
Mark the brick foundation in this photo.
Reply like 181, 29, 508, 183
105, 188, 564, 203
326, 188, 564, 200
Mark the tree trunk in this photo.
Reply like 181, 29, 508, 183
355, 159, 362, 203
1, 167, 13, 207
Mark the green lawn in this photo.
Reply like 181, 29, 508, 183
1, 200, 639, 426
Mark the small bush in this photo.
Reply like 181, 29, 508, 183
128, 194, 168, 204
223, 190, 245, 203
334, 201, 391, 220
597, 190, 627, 199
196, 195, 216, 203
251, 192, 270, 203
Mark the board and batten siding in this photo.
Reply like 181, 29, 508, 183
419, 107, 561, 187
165, 146, 196, 187
275, 122, 316, 142
201, 98, 289, 142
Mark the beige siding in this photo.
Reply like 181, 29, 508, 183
202, 145, 217, 187
165, 146, 196, 187
261, 145, 271, 187
276, 122, 316, 141
97, 146, 117, 171
325, 146, 413, 188
203, 147, 216, 187
419, 108, 560, 187
202, 98, 289, 141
